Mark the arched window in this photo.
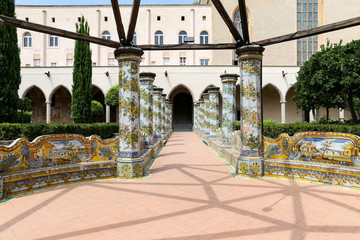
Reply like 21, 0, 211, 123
154, 31, 163, 45
24, 33, 32, 47
200, 31, 208, 44
133, 32, 137, 45
102, 31, 111, 40
178, 31, 187, 44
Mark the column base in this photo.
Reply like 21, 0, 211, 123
237, 157, 265, 177
116, 158, 144, 179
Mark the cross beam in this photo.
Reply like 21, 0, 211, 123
138, 43, 237, 51
238, 0, 250, 44
127, 0, 141, 43
111, 0, 127, 45
211, 0, 244, 45
0, 14, 120, 48
254, 16, 360, 46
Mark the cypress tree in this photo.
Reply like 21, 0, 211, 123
71, 16, 92, 123
0, 0, 21, 123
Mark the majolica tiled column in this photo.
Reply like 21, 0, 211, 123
115, 47, 144, 179
202, 93, 210, 137
161, 94, 167, 136
208, 87, 220, 138
199, 98, 205, 133
169, 103, 173, 130
221, 74, 238, 147
139, 72, 156, 148
165, 99, 171, 132
153, 87, 163, 139
194, 102, 199, 132
237, 45, 265, 177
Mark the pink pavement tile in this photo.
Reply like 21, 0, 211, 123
1, 132, 360, 240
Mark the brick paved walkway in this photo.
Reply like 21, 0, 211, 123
1, 132, 360, 240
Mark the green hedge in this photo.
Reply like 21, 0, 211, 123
235, 122, 360, 139
0, 123, 119, 141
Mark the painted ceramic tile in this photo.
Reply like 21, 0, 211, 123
222, 82, 236, 146
140, 80, 154, 146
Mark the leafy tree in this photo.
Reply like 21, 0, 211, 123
18, 98, 32, 123
294, 41, 345, 120
105, 85, 119, 107
338, 40, 360, 123
91, 100, 103, 118
71, 16, 92, 123
0, 0, 21, 123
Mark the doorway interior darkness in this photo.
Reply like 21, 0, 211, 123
173, 92, 193, 131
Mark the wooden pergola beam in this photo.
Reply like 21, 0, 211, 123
0, 19, 4, 29
137, 43, 237, 51
211, 0, 244, 45
254, 16, 360, 46
127, 0, 141, 43
238, 0, 250, 44
0, 15, 120, 48
111, 0, 127, 45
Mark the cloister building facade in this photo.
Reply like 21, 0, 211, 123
15, 1, 360, 128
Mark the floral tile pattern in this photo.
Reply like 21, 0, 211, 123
239, 56, 263, 158
209, 90, 219, 138
153, 89, 163, 138
118, 59, 141, 158
203, 94, 210, 135
139, 78, 154, 147
221, 77, 237, 147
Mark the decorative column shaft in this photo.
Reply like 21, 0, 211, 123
237, 45, 265, 176
106, 105, 110, 123
199, 98, 205, 133
45, 101, 51, 124
202, 93, 210, 136
169, 103, 173, 131
115, 47, 144, 179
194, 102, 199, 132
153, 87, 163, 138
208, 87, 220, 138
221, 74, 238, 147
281, 100, 286, 124
161, 94, 167, 136
165, 99, 171, 132
139, 72, 156, 148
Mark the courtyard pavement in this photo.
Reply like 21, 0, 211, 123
1, 132, 360, 240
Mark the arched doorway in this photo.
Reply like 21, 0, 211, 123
286, 87, 302, 123
169, 85, 193, 131
92, 86, 105, 122
263, 84, 281, 123
25, 86, 46, 123
50, 86, 72, 123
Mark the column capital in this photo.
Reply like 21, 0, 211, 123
165, 99, 171, 104
236, 45, 265, 60
161, 93, 167, 99
220, 73, 239, 83
208, 87, 220, 94
139, 72, 156, 82
280, 100, 287, 104
45, 101, 52, 104
153, 87, 163, 94
201, 93, 209, 99
114, 46, 143, 62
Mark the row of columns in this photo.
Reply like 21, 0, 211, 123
195, 45, 265, 176
115, 47, 173, 179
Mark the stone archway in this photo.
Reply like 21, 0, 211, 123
25, 86, 46, 123
92, 86, 105, 122
263, 84, 281, 123
50, 86, 72, 123
169, 85, 193, 131
286, 86, 302, 123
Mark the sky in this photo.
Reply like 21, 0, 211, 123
15, 0, 196, 5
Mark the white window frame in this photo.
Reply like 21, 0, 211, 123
23, 33, 32, 48
178, 31, 187, 44
200, 31, 209, 45
154, 31, 164, 45
49, 35, 59, 47
102, 31, 111, 40
200, 59, 209, 66
180, 57, 186, 66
